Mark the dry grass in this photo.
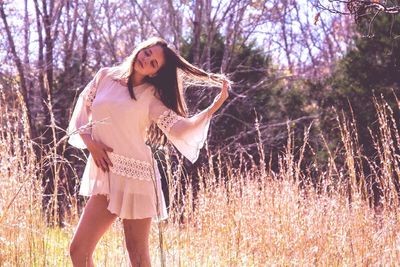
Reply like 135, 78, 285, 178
0, 90, 399, 266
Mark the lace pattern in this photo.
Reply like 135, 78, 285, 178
84, 80, 97, 107
156, 110, 183, 133
108, 152, 156, 181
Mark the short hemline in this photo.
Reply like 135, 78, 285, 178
82, 192, 168, 222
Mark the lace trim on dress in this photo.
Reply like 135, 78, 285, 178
156, 110, 183, 133
108, 152, 156, 181
85, 80, 97, 107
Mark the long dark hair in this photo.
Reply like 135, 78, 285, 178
109, 37, 229, 147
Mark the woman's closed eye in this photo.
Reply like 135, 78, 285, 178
145, 49, 157, 68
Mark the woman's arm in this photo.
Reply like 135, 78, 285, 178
67, 67, 113, 172
169, 79, 229, 136
205, 80, 230, 116
67, 68, 109, 148
148, 80, 230, 163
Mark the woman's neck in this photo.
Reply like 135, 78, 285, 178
131, 72, 146, 87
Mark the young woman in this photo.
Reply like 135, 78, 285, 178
67, 37, 230, 266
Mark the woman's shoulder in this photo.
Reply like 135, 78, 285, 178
90, 67, 111, 87
97, 67, 111, 80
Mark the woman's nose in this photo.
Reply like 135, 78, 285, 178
143, 55, 150, 65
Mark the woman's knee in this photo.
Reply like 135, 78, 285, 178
125, 237, 149, 253
69, 240, 93, 261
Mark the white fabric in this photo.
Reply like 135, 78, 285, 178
67, 69, 213, 220
67, 80, 95, 149
150, 97, 212, 164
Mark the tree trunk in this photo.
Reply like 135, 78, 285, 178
281, 0, 293, 74
0, 2, 34, 137
80, 1, 93, 84
33, 0, 51, 139
43, 0, 54, 98
192, 0, 203, 65
24, 0, 30, 66
167, 0, 180, 49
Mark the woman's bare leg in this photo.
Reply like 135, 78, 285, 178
123, 217, 152, 267
69, 195, 117, 267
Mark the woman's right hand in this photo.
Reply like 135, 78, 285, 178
81, 135, 113, 172
205, 80, 231, 117
220, 80, 230, 102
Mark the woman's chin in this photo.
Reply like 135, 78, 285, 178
133, 67, 145, 76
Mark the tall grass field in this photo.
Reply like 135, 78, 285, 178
1, 90, 400, 266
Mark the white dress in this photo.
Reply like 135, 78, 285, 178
67, 68, 213, 220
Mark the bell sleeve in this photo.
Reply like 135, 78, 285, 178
67, 71, 101, 149
149, 98, 213, 164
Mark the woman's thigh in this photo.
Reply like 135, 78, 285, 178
70, 195, 117, 253
122, 217, 152, 249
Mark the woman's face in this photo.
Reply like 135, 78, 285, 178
134, 45, 165, 78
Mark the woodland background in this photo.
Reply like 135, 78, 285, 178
1, 0, 399, 221
0, 0, 400, 265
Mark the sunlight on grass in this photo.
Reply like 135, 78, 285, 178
1, 90, 399, 266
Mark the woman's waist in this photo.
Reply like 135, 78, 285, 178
106, 151, 157, 181
91, 130, 149, 152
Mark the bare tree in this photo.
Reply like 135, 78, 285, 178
0, 2, 32, 134
316, 0, 400, 17
0, 0, 369, 224
192, 0, 203, 65
35, 0, 64, 97
166, 0, 183, 49
24, 0, 30, 66
80, 1, 94, 84
315, 0, 400, 37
